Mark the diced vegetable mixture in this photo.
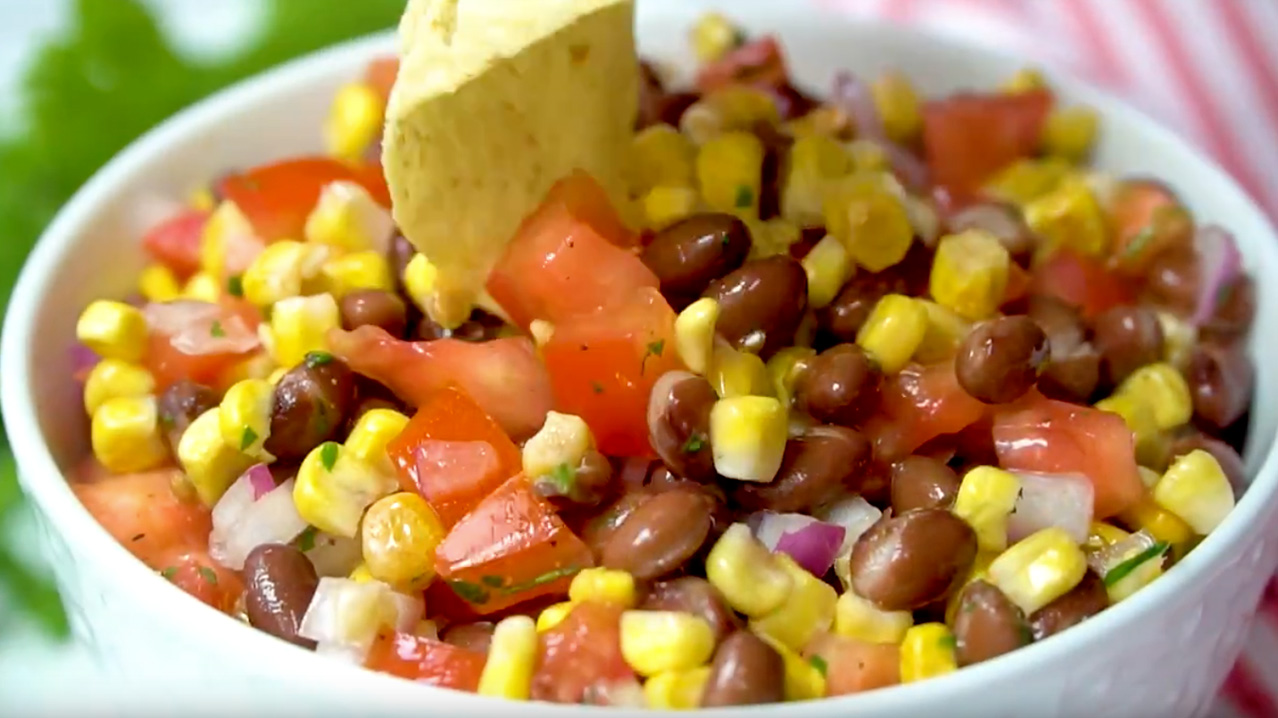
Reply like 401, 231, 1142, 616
70, 14, 1254, 708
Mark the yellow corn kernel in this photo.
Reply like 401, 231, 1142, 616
983, 158, 1071, 207
1002, 67, 1047, 94
645, 667, 711, 710
620, 611, 715, 677
802, 234, 855, 309
702, 86, 782, 132
362, 492, 447, 589
182, 271, 222, 302
267, 367, 289, 386
537, 601, 576, 632
199, 200, 256, 279
674, 298, 720, 375
988, 527, 1088, 615
642, 185, 700, 230
321, 250, 393, 298
240, 240, 330, 308
188, 186, 216, 212
953, 466, 1022, 552
758, 634, 826, 701
781, 134, 854, 226
914, 300, 972, 364
709, 396, 788, 482
900, 623, 958, 683
177, 407, 255, 506
1117, 495, 1194, 555
401, 253, 438, 315
750, 554, 838, 651
929, 230, 1011, 321
834, 589, 913, 644
690, 11, 741, 62
1153, 449, 1235, 535
346, 408, 410, 476
767, 346, 816, 409
846, 139, 890, 172
1157, 311, 1197, 370
632, 124, 696, 194
138, 264, 182, 303
785, 105, 853, 140
1094, 394, 1165, 469
1115, 363, 1193, 431
944, 551, 998, 625
521, 411, 594, 483
294, 441, 398, 537
90, 395, 169, 474
83, 359, 155, 416
1099, 534, 1166, 602
706, 524, 794, 617
76, 300, 148, 363
855, 294, 928, 374
696, 131, 765, 218
746, 217, 803, 260
824, 175, 913, 272
477, 615, 538, 700
349, 563, 375, 583
324, 82, 384, 162
1085, 521, 1131, 553
872, 71, 922, 143
529, 319, 555, 348
266, 294, 340, 368
569, 568, 637, 608
217, 378, 275, 460
1024, 180, 1109, 258
1138, 466, 1162, 490
709, 345, 773, 398
1041, 106, 1099, 162
304, 180, 395, 254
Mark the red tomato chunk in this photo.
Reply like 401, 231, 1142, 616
531, 601, 634, 704
366, 631, 487, 691
923, 90, 1052, 196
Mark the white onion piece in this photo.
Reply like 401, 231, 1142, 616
144, 300, 222, 334
815, 494, 883, 557
209, 469, 258, 541
1087, 529, 1160, 578
880, 140, 931, 192
304, 533, 363, 577
144, 300, 260, 356
1191, 224, 1243, 326
832, 71, 885, 141
947, 203, 1030, 251
589, 678, 648, 707
299, 578, 424, 664
1006, 471, 1094, 545
210, 477, 307, 570
753, 512, 819, 551
905, 195, 940, 247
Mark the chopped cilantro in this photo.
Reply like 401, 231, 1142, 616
209, 320, 225, 338
305, 350, 334, 368
448, 579, 491, 605
295, 526, 318, 552
641, 339, 666, 374
226, 275, 244, 297
160, 566, 178, 581
938, 633, 958, 651
591, 381, 605, 395
500, 566, 581, 596
240, 427, 259, 451
809, 655, 828, 676
681, 434, 705, 454
1121, 226, 1156, 260
1103, 541, 1169, 588
197, 566, 218, 585
549, 463, 575, 493
734, 185, 755, 208
319, 442, 339, 471
480, 575, 505, 588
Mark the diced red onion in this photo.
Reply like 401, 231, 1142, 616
832, 71, 885, 141
775, 521, 846, 576
210, 474, 307, 570
1006, 471, 1094, 545
144, 300, 222, 334
815, 494, 883, 556
753, 511, 819, 551
144, 300, 260, 356
246, 463, 277, 500
1191, 224, 1243, 326
880, 141, 931, 192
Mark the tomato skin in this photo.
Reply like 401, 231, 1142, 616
992, 395, 1143, 518
541, 288, 683, 456
923, 90, 1053, 196
364, 57, 399, 102
531, 601, 633, 704
804, 633, 900, 695
696, 36, 789, 93
434, 475, 594, 615
142, 209, 209, 279
864, 361, 987, 463
327, 326, 553, 442
366, 631, 488, 691
1031, 249, 1134, 320
386, 385, 523, 528
1106, 180, 1194, 275
218, 157, 389, 241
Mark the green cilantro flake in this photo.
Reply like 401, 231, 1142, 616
296, 526, 318, 552
809, 655, 828, 676
681, 434, 705, 454
1121, 226, 1156, 260
448, 579, 491, 605
938, 633, 958, 651
500, 566, 581, 596
549, 463, 575, 494
480, 575, 505, 588
160, 566, 178, 581
197, 566, 218, 585
319, 442, 339, 472
240, 426, 259, 451
305, 350, 334, 368
226, 275, 244, 297
591, 381, 605, 395
641, 339, 666, 374
734, 185, 755, 208
209, 320, 225, 338
1103, 541, 1169, 588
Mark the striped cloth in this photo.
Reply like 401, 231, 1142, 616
815, 1, 1278, 716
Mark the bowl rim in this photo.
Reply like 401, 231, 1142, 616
4, 10, 1278, 715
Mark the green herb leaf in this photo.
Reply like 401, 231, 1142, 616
1103, 541, 1169, 588
305, 351, 334, 368
735, 185, 755, 209
681, 434, 705, 454
1121, 226, 1156, 260
448, 579, 491, 605
319, 442, 340, 472
500, 566, 582, 596
647, 339, 665, 357
295, 526, 318, 552
209, 320, 225, 338
197, 566, 218, 585
590, 381, 605, 395
160, 566, 178, 581
549, 463, 575, 493
226, 275, 244, 297
938, 633, 958, 651
240, 426, 259, 451
480, 575, 505, 588
809, 655, 828, 676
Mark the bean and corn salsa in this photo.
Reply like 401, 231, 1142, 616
70, 15, 1254, 708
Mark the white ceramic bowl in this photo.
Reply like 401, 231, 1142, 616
4, 3, 1278, 716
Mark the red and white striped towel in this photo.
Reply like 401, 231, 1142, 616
817, 1, 1278, 716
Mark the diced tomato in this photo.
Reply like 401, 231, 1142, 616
1107, 180, 1194, 275
142, 209, 209, 279
327, 326, 553, 441
154, 546, 244, 614
992, 395, 1143, 518
803, 633, 900, 696
1031, 249, 1134, 320
386, 385, 523, 528
864, 361, 986, 463
696, 36, 789, 93
541, 288, 682, 456
71, 464, 212, 570
923, 90, 1053, 196
434, 475, 594, 615
366, 631, 487, 691
365, 57, 400, 102
531, 602, 634, 704
218, 157, 390, 242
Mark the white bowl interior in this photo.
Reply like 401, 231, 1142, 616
4, 2, 1278, 715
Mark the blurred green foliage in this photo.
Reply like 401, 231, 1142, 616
0, 0, 406, 639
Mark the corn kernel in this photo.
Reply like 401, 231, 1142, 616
914, 300, 972, 364
709, 396, 788, 482
696, 131, 765, 218
91, 395, 169, 474
929, 230, 1011, 320
801, 234, 854, 309
138, 264, 182, 302
294, 442, 398, 537
216, 378, 275, 460
706, 524, 794, 617
782, 135, 854, 226
362, 492, 447, 589
569, 568, 637, 608
267, 294, 340, 368
268, 367, 289, 386
1024, 180, 1109, 258
1002, 67, 1047, 94
1041, 106, 1099, 162
824, 175, 914, 272
674, 298, 720, 375
1117, 495, 1194, 555
835, 589, 913, 644
632, 124, 696, 194
537, 601, 576, 632
346, 408, 410, 477
76, 300, 148, 363
642, 185, 700, 230
846, 139, 890, 172
177, 407, 255, 506
1153, 449, 1235, 535
953, 466, 1022, 552
1114, 363, 1193, 431
620, 611, 715, 677
1094, 394, 1165, 469
188, 186, 216, 212
83, 359, 155, 416
690, 11, 741, 62
1156, 311, 1197, 370
872, 71, 922, 143
324, 82, 384, 162
320, 250, 393, 298
401, 253, 438, 315
1085, 521, 1131, 553
702, 86, 782, 132
305, 180, 395, 254
767, 346, 816, 409
746, 217, 803, 260
988, 527, 1088, 615
349, 563, 375, 583
709, 345, 773, 398
241, 240, 330, 308
900, 623, 958, 683
645, 667, 711, 710
856, 294, 928, 374
785, 105, 853, 140
183, 271, 222, 302
477, 615, 538, 700
199, 200, 257, 279
750, 554, 838, 651
983, 158, 1071, 207
529, 319, 555, 348
758, 634, 826, 701
522, 411, 594, 483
